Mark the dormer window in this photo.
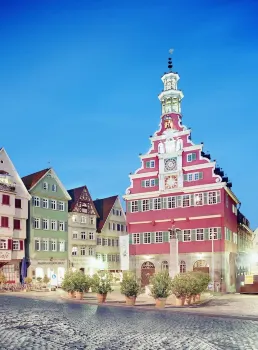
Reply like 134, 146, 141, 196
187, 153, 197, 162
146, 160, 155, 169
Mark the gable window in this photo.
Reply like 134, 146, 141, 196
155, 232, 163, 243
72, 247, 77, 256
59, 221, 65, 231
90, 217, 94, 225
142, 199, 150, 211
51, 220, 57, 231
42, 198, 48, 209
72, 215, 77, 222
185, 172, 203, 182
153, 198, 161, 210
116, 210, 119, 216
89, 232, 94, 240
15, 198, 22, 209
52, 184, 57, 192
81, 216, 87, 224
42, 219, 49, 230
50, 200, 57, 210
144, 232, 151, 244
146, 160, 155, 168
81, 232, 86, 240
43, 182, 48, 190
58, 201, 65, 211
2, 194, 10, 205
0, 239, 7, 249
183, 230, 191, 242
33, 197, 40, 207
34, 218, 40, 229
51, 240, 57, 251
1, 217, 9, 228
182, 195, 190, 207
187, 153, 196, 162
131, 201, 138, 212
35, 239, 40, 251
167, 196, 176, 209
89, 247, 93, 256
196, 229, 204, 241
80, 247, 86, 256
14, 219, 21, 230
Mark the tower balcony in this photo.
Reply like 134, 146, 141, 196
0, 171, 16, 193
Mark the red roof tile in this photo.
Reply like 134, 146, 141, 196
22, 168, 50, 190
93, 195, 118, 232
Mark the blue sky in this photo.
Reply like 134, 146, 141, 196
0, 0, 257, 227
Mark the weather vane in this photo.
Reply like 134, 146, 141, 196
168, 49, 174, 70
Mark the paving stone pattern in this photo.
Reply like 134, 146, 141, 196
0, 296, 258, 350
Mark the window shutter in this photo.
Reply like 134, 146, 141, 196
163, 231, 169, 242
140, 233, 144, 244
151, 232, 155, 243
64, 241, 67, 251
177, 196, 182, 207
40, 241, 44, 250
199, 172, 203, 179
155, 178, 159, 186
40, 198, 43, 207
217, 191, 221, 203
129, 234, 133, 244
65, 222, 68, 232
191, 229, 196, 241
149, 199, 153, 210
126, 201, 131, 213
20, 240, 24, 250
203, 192, 208, 205
34, 239, 38, 251
204, 228, 209, 240
8, 239, 12, 250
218, 227, 222, 240
177, 231, 182, 242
190, 194, 195, 206
31, 217, 35, 227
162, 197, 167, 209
141, 180, 145, 187
137, 200, 142, 212
192, 153, 197, 160
32, 197, 35, 206
57, 241, 61, 251
146, 161, 150, 168
183, 174, 188, 181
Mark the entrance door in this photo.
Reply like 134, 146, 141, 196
141, 261, 155, 286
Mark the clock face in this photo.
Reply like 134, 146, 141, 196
165, 158, 177, 172
164, 175, 178, 189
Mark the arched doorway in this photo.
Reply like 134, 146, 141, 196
141, 261, 155, 286
193, 260, 209, 274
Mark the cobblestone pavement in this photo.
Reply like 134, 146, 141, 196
0, 296, 258, 350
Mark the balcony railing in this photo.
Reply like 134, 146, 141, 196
0, 182, 16, 193
0, 173, 16, 193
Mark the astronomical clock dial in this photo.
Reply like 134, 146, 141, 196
164, 175, 178, 189
164, 158, 177, 172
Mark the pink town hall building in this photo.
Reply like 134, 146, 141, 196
123, 54, 249, 292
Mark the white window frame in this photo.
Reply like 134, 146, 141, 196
194, 193, 203, 206
42, 219, 49, 230
167, 196, 176, 209
34, 218, 41, 229
42, 239, 49, 251
72, 247, 78, 256
89, 232, 94, 240
50, 200, 57, 210
59, 241, 65, 252
88, 247, 93, 256
35, 239, 40, 251
182, 195, 190, 207
155, 232, 163, 243
183, 230, 191, 242
208, 192, 219, 205
51, 240, 57, 251
153, 198, 161, 210
33, 197, 40, 207
59, 221, 65, 231
43, 182, 48, 190
142, 199, 150, 211
81, 232, 86, 240
143, 232, 151, 244
0, 239, 7, 250
12, 240, 20, 250
72, 215, 77, 222
133, 233, 140, 244
131, 201, 138, 212
150, 160, 155, 168
209, 228, 218, 240
81, 216, 87, 224
42, 198, 48, 209
58, 201, 65, 211
90, 217, 94, 225
80, 247, 86, 256
196, 228, 204, 241
72, 231, 78, 239
52, 184, 57, 192
51, 220, 57, 231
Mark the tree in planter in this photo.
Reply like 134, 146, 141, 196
91, 272, 113, 303
72, 271, 92, 300
0, 272, 7, 285
61, 271, 75, 298
171, 273, 189, 306
150, 271, 172, 308
190, 271, 210, 301
120, 272, 143, 306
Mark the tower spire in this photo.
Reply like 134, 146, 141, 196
168, 48, 174, 71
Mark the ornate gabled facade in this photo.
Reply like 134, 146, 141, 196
93, 196, 126, 275
67, 186, 99, 274
123, 53, 250, 292
0, 148, 31, 283
22, 168, 71, 285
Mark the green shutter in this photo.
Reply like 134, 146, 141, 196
151, 232, 155, 243
191, 229, 196, 241
183, 174, 188, 181
204, 228, 209, 240
192, 153, 197, 160
146, 161, 150, 168
177, 230, 182, 242
162, 197, 167, 209
129, 234, 133, 244
177, 196, 182, 207
155, 178, 159, 186
190, 194, 195, 206
199, 172, 203, 179
217, 191, 221, 203
141, 180, 145, 187
163, 231, 169, 242
126, 201, 131, 213
218, 228, 222, 240
149, 199, 153, 210
140, 233, 144, 244
203, 192, 208, 205
137, 200, 141, 212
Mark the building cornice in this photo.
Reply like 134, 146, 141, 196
139, 144, 203, 160
123, 182, 225, 200
129, 171, 158, 180
128, 214, 222, 225
150, 129, 191, 142
183, 162, 216, 171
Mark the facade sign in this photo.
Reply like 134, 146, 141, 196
36, 260, 66, 265
245, 275, 254, 285
119, 235, 129, 270
0, 251, 11, 261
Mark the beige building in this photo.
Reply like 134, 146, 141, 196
67, 186, 99, 275
0, 148, 31, 282
94, 195, 126, 274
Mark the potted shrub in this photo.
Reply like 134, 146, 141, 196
120, 272, 143, 306
91, 272, 113, 303
171, 273, 188, 306
84, 275, 92, 293
23, 277, 32, 292
192, 271, 210, 302
71, 271, 90, 300
184, 272, 199, 305
0, 273, 6, 287
150, 271, 172, 308
61, 271, 75, 298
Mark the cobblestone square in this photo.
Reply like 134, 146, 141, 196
0, 295, 258, 349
